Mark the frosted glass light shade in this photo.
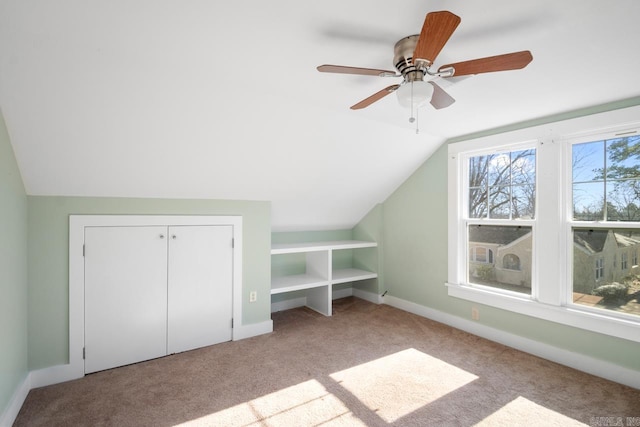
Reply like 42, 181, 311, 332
396, 81, 434, 108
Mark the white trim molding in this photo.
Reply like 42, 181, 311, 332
0, 373, 31, 427
353, 288, 384, 304
233, 320, 274, 341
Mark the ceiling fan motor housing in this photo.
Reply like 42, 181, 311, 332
393, 35, 425, 83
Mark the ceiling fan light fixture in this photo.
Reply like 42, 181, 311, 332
396, 80, 434, 108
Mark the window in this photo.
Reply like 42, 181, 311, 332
447, 106, 640, 343
503, 254, 521, 271
571, 136, 640, 316
595, 257, 604, 280
470, 246, 493, 263
464, 149, 535, 296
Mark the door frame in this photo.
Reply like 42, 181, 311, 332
69, 215, 242, 378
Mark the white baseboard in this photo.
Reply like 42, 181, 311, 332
383, 295, 640, 390
30, 363, 83, 389
233, 319, 273, 341
353, 288, 382, 304
0, 372, 31, 427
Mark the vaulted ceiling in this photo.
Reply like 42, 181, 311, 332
1, 1, 639, 230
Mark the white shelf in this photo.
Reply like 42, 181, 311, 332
271, 240, 377, 255
332, 268, 377, 285
271, 274, 328, 294
270, 239, 378, 316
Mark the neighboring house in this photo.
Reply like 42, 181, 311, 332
469, 228, 640, 294
469, 226, 532, 289
573, 230, 640, 294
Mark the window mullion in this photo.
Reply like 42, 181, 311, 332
536, 138, 563, 305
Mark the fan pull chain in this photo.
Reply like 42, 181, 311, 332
407, 81, 420, 134
409, 81, 416, 124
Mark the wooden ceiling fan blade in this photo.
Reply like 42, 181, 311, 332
438, 50, 533, 76
413, 11, 461, 66
317, 64, 398, 77
428, 81, 455, 110
350, 85, 400, 110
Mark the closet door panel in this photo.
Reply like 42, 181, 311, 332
84, 226, 168, 373
167, 225, 233, 354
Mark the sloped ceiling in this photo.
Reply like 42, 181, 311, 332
1, 1, 639, 231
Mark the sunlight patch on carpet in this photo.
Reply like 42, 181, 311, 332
477, 396, 586, 426
174, 379, 366, 427
330, 348, 478, 423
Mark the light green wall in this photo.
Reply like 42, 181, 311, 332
383, 145, 451, 308
380, 123, 640, 373
0, 110, 28, 414
27, 196, 271, 370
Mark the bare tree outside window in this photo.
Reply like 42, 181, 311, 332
468, 150, 536, 219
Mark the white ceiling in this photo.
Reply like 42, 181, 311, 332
1, 1, 640, 231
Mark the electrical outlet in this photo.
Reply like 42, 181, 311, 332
471, 307, 480, 321
249, 291, 257, 303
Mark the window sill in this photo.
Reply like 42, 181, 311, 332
446, 282, 640, 343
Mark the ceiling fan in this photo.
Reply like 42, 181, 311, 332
317, 10, 533, 111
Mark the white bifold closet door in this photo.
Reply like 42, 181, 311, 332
167, 225, 233, 354
84, 226, 169, 374
84, 225, 233, 374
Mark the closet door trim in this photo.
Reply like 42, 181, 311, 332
69, 215, 242, 379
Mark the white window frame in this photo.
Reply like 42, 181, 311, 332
463, 143, 537, 297
447, 105, 640, 343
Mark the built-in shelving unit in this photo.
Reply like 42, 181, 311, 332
270, 240, 377, 316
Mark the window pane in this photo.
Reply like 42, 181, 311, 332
606, 136, 640, 180
468, 225, 532, 295
468, 155, 488, 188
572, 141, 603, 183
573, 228, 640, 318
468, 155, 488, 219
573, 182, 604, 220
488, 186, 510, 219
512, 184, 535, 219
606, 179, 640, 221
468, 187, 487, 218
488, 153, 510, 187
511, 149, 536, 186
